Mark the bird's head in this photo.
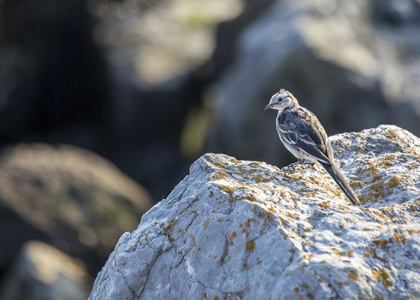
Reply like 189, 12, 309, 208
264, 89, 298, 112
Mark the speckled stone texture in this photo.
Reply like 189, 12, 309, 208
89, 125, 420, 300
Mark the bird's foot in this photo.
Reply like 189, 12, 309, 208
288, 160, 301, 167
301, 159, 316, 168
289, 159, 314, 166
300, 159, 315, 165
284, 160, 316, 173
284, 160, 304, 173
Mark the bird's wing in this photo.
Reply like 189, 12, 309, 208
277, 110, 331, 165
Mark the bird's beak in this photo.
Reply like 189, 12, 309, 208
264, 103, 273, 111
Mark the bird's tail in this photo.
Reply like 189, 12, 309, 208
321, 162, 360, 205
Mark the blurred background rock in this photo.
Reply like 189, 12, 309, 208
0, 0, 419, 297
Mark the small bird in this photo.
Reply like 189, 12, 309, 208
264, 89, 360, 205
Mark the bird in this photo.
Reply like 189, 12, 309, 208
264, 89, 360, 205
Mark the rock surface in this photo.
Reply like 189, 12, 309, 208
89, 125, 420, 299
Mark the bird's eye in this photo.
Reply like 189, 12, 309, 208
277, 92, 288, 101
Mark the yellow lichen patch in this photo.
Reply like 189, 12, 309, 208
268, 205, 277, 214
277, 216, 289, 227
210, 171, 225, 181
243, 193, 256, 202
348, 271, 358, 282
350, 180, 363, 190
407, 202, 419, 212
203, 218, 210, 229
386, 176, 402, 189
337, 204, 349, 210
215, 161, 227, 169
365, 182, 386, 201
303, 253, 314, 260
253, 173, 273, 183
245, 240, 256, 252
383, 154, 397, 167
358, 195, 371, 204
318, 201, 330, 208
384, 129, 399, 142
285, 211, 300, 219
373, 237, 390, 248
369, 209, 391, 221
408, 161, 418, 170
244, 218, 257, 228
369, 182, 384, 192
372, 175, 383, 182
332, 247, 345, 256
294, 287, 299, 293
230, 157, 238, 164
252, 205, 258, 214
365, 163, 380, 175
372, 268, 393, 289
164, 219, 179, 240
365, 246, 377, 258
228, 231, 237, 246
393, 231, 406, 244
219, 184, 235, 199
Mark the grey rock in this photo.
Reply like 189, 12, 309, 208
0, 143, 152, 276
205, 0, 420, 166
0, 241, 89, 300
89, 125, 420, 300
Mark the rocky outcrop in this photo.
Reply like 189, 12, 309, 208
89, 125, 420, 299
0, 144, 152, 276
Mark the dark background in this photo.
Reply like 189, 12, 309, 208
0, 0, 419, 298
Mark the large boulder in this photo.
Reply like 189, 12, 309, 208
89, 125, 420, 299
0, 143, 152, 276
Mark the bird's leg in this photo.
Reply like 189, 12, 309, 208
288, 159, 304, 167
300, 159, 315, 166
288, 159, 315, 169
295, 159, 314, 165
